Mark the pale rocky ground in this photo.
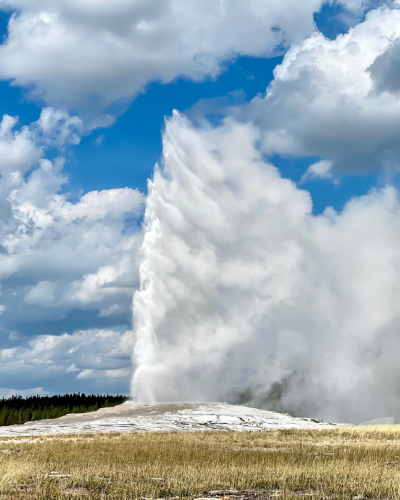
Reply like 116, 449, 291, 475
0, 402, 340, 436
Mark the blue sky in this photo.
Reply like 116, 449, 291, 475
1, 0, 400, 417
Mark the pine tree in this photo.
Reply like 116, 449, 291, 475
23, 408, 31, 423
6, 409, 15, 426
0, 408, 8, 426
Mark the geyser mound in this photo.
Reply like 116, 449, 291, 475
0, 402, 340, 436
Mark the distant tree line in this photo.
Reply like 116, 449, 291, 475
0, 393, 128, 427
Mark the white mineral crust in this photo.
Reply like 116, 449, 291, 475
0, 402, 340, 436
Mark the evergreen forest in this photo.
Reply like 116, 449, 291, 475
0, 393, 128, 426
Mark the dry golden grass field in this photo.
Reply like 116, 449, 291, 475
0, 426, 399, 500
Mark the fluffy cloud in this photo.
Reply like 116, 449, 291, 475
133, 112, 400, 423
0, 328, 134, 394
300, 160, 335, 184
0, 0, 362, 117
0, 163, 143, 336
0, 107, 83, 221
36, 107, 83, 147
232, 5, 400, 172
0, 110, 143, 385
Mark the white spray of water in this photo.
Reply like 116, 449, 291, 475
132, 112, 400, 423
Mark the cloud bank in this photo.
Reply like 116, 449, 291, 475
0, 0, 364, 117
0, 110, 143, 393
133, 112, 400, 423
0, 328, 134, 394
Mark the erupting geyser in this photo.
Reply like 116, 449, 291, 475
132, 111, 400, 424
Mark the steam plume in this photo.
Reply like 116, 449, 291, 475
132, 112, 400, 423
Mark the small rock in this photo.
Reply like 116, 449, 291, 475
209, 492, 240, 496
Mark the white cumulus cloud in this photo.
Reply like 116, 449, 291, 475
1, 161, 144, 325
300, 160, 335, 184
231, 5, 400, 172
0, 328, 133, 393
0, 110, 144, 393
0, 0, 364, 117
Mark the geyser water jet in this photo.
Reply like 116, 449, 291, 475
132, 111, 400, 423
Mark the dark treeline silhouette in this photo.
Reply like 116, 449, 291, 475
0, 393, 128, 427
